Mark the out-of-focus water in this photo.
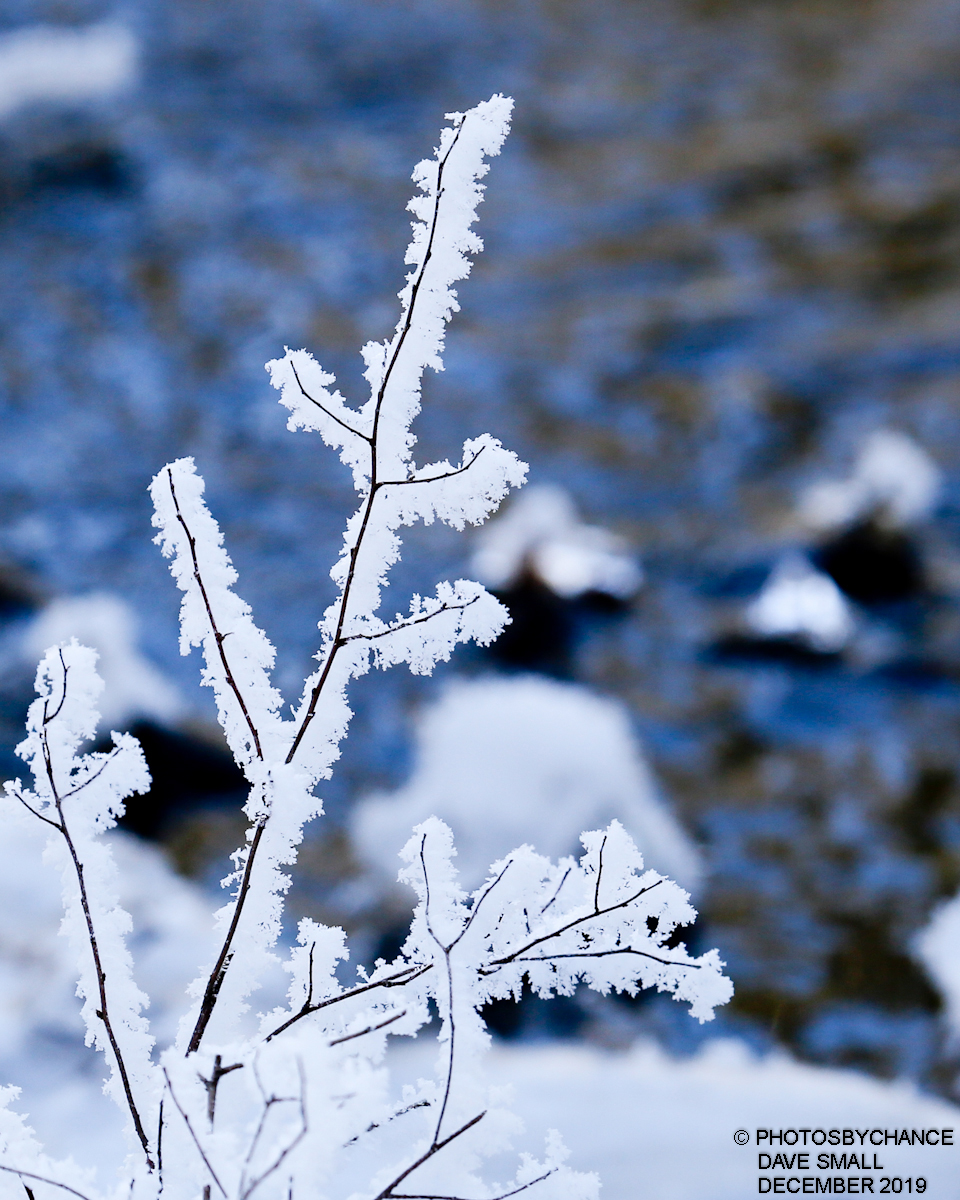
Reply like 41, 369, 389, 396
3, 0, 960, 1090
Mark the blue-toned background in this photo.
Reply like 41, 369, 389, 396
3, 0, 960, 1094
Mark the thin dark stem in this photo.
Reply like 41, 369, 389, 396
372, 1112, 485, 1200
0, 1166, 92, 1200
9, 785, 61, 831
594, 834, 607, 912
42, 650, 69, 724
509, 947, 702, 969
240, 1061, 307, 1200
329, 1009, 406, 1046
539, 867, 571, 917
391, 1173, 554, 1200
448, 858, 514, 952
264, 963, 431, 1042
59, 746, 122, 801
187, 817, 266, 1054
488, 878, 664, 967
340, 597, 480, 647
379, 444, 486, 488
39, 678, 154, 1170
285, 116, 467, 769
163, 1068, 227, 1198
165, 468, 263, 761
418, 837, 456, 1147
289, 359, 370, 443
202, 1054, 244, 1126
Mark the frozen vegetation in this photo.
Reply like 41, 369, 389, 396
0, 98, 733, 1200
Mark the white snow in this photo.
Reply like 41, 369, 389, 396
915, 894, 960, 1042
23, 593, 183, 729
0, 22, 136, 120
470, 483, 643, 598
800, 429, 941, 532
352, 674, 702, 895
746, 553, 855, 651
384, 1037, 960, 1200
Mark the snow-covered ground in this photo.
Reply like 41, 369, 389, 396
390, 1037, 960, 1200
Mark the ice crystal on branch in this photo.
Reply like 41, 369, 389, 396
0, 95, 730, 1200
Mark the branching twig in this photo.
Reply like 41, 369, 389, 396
329, 1009, 406, 1046
162, 1067, 226, 1199
289, 359, 370, 444
341, 597, 480, 647
372, 1111, 486, 1200
0, 1165, 93, 1200
264, 963, 431, 1042
39, 659, 154, 1170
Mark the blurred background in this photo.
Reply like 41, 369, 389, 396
3, 0, 960, 1181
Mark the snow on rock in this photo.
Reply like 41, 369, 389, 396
800, 430, 941, 533
22, 593, 183, 729
389, 1037, 960, 1200
915, 894, 960, 1042
351, 674, 701, 895
746, 554, 855, 652
470, 483, 642, 599
0, 22, 136, 121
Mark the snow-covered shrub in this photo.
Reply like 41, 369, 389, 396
0, 96, 731, 1200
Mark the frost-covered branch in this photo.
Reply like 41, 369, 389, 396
0, 95, 732, 1200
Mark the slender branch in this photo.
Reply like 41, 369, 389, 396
379, 444, 487, 488
39, 667, 154, 1170
0, 1166, 92, 1200
391, 1172, 554, 1200
341, 597, 480, 647
372, 1112, 486, 1200
8, 785, 62, 831
165, 468, 264, 761
201, 1054, 243, 1126
289, 359, 370, 443
187, 817, 266, 1054
418, 838, 456, 1147
539, 867, 571, 917
594, 834, 607, 912
162, 1068, 227, 1199
240, 1061, 307, 1200
448, 858, 514, 952
58, 746, 122, 802
264, 962, 431, 1042
509, 946, 703, 969
285, 115, 467, 768
42, 650, 69, 724
329, 1009, 406, 1046
488, 878, 664, 967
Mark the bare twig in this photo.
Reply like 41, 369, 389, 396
0, 1165, 92, 1200
264, 963, 432, 1042
392, 1171, 554, 1200
201, 1054, 244, 1127
372, 1111, 486, 1200
488, 878, 664, 968
285, 115, 467, 768
162, 1067, 226, 1199
240, 1061, 308, 1200
379, 444, 487, 488
341, 596, 480, 647
289, 359, 370, 444
39, 660, 154, 1170
329, 1009, 406, 1046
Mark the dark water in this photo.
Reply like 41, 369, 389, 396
3, 0, 960, 1091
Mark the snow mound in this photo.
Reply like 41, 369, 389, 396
0, 22, 136, 121
800, 430, 940, 532
471, 483, 642, 598
389, 1037, 960, 1200
352, 674, 701, 894
746, 554, 854, 651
